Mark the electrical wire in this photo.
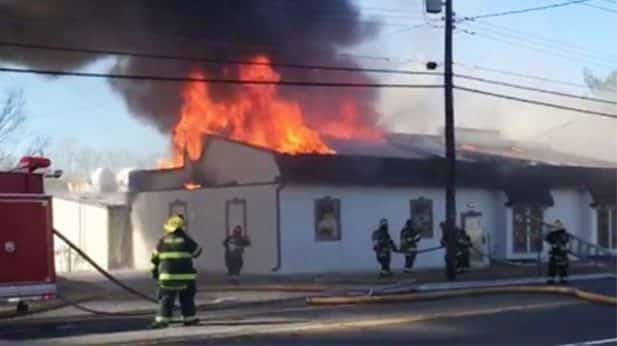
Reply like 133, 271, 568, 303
2, 63, 615, 107
0, 13, 414, 65
6, 39, 615, 103
453, 62, 617, 93
462, 0, 592, 21
0, 41, 441, 77
459, 20, 617, 63
456, 29, 617, 69
580, 2, 617, 13
0, 67, 444, 89
454, 85, 617, 119
454, 74, 617, 105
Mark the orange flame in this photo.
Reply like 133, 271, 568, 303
184, 182, 201, 190
158, 55, 381, 168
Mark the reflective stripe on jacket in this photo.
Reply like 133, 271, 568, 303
400, 227, 422, 252
151, 229, 202, 288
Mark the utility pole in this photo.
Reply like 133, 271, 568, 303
444, 0, 458, 280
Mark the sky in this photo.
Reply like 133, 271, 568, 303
0, 0, 615, 167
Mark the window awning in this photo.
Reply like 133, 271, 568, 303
504, 185, 554, 207
588, 183, 616, 207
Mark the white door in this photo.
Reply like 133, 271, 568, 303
464, 214, 489, 267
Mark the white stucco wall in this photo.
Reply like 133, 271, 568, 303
131, 184, 278, 274
52, 198, 110, 272
580, 192, 595, 244
108, 206, 132, 269
456, 189, 501, 262
278, 185, 500, 274
545, 189, 587, 239
492, 192, 509, 259
198, 138, 280, 186
131, 189, 192, 270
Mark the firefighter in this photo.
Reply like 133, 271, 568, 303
223, 225, 251, 283
150, 215, 202, 329
372, 218, 397, 277
456, 227, 472, 273
545, 220, 570, 284
400, 218, 422, 274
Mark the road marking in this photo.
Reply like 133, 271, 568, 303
557, 337, 617, 346
283, 301, 578, 333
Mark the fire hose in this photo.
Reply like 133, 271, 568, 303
395, 245, 444, 255
53, 229, 158, 304
306, 285, 617, 306
1, 229, 161, 319
0, 229, 315, 319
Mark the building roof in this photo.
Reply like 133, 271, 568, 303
275, 154, 616, 205
329, 131, 616, 168
128, 133, 616, 206
274, 155, 493, 188
53, 192, 128, 207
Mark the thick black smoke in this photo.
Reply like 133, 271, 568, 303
0, 0, 381, 133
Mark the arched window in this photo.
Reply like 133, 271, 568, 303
512, 205, 544, 253
597, 206, 617, 249
169, 199, 188, 228
410, 197, 433, 238
314, 197, 341, 242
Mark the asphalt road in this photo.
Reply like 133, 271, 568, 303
188, 301, 616, 346
0, 278, 614, 345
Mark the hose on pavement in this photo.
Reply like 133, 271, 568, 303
306, 285, 617, 306
53, 229, 158, 303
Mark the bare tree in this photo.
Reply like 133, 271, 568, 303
25, 136, 51, 157
0, 90, 26, 168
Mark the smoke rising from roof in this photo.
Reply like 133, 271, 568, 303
0, 0, 381, 133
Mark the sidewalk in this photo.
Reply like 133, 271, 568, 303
2, 261, 611, 320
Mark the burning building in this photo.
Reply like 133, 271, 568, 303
11, 1, 613, 273
121, 133, 616, 274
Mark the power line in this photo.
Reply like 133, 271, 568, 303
460, 20, 617, 62
454, 74, 617, 105
454, 85, 617, 119
581, 2, 617, 13
258, 1, 425, 20
462, 0, 591, 21
0, 66, 444, 89
0, 41, 441, 77
0, 13, 409, 63
5, 40, 617, 103
453, 62, 617, 93
456, 29, 617, 69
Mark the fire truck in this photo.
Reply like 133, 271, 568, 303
0, 157, 60, 312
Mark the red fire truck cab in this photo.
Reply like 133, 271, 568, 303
0, 157, 57, 311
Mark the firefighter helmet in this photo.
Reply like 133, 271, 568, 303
164, 215, 185, 233
232, 225, 243, 236
553, 219, 564, 229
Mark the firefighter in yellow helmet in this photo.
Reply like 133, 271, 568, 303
150, 214, 202, 329
545, 219, 570, 284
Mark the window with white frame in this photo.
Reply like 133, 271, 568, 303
314, 197, 341, 242
410, 197, 433, 238
512, 206, 543, 253
169, 199, 188, 228
597, 206, 617, 249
